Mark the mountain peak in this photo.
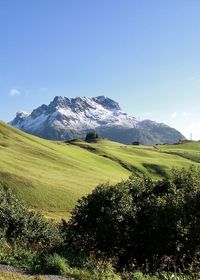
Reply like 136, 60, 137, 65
9, 95, 185, 145
49, 95, 121, 113
52, 95, 66, 103
50, 96, 70, 108
10, 111, 30, 127
16, 111, 30, 118
92, 96, 121, 111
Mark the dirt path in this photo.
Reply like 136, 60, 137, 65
0, 264, 75, 280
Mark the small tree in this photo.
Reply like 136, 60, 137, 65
132, 141, 140, 145
85, 132, 99, 142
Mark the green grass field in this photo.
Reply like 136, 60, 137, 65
71, 138, 197, 178
157, 141, 200, 163
0, 122, 129, 217
0, 121, 199, 218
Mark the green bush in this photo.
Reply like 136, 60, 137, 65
0, 238, 38, 269
64, 167, 200, 274
44, 254, 67, 276
65, 264, 121, 280
0, 188, 62, 251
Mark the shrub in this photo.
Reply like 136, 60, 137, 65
23, 211, 63, 251
65, 264, 121, 280
0, 237, 38, 269
0, 188, 63, 251
44, 254, 67, 276
64, 167, 200, 274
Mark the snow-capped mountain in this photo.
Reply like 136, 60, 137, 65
9, 96, 185, 145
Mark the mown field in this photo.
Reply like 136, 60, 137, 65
0, 121, 199, 218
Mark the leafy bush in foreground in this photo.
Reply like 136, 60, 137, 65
0, 168, 199, 278
64, 167, 200, 274
0, 237, 38, 269
44, 253, 67, 276
0, 187, 62, 251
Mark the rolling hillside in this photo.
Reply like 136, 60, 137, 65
0, 121, 130, 218
0, 121, 199, 218
70, 139, 198, 178
157, 141, 200, 163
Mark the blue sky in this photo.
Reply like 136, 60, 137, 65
1, 0, 200, 139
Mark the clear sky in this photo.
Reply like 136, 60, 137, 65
1, 0, 200, 139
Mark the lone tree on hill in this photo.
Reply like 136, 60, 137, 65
85, 132, 99, 142
132, 141, 140, 145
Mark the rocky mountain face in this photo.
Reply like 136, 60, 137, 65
9, 96, 185, 145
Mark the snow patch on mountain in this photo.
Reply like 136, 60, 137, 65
9, 95, 185, 144
10, 96, 138, 132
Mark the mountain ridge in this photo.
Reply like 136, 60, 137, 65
10, 95, 185, 145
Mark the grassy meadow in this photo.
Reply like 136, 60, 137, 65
0, 121, 129, 217
71, 138, 197, 178
0, 121, 199, 218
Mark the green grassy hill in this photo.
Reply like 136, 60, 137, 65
71, 139, 198, 178
0, 121, 199, 218
0, 122, 129, 218
157, 141, 200, 163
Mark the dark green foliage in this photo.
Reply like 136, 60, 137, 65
65, 167, 200, 274
85, 132, 99, 142
0, 169, 200, 277
132, 141, 140, 145
0, 238, 38, 269
0, 187, 62, 251
44, 254, 67, 276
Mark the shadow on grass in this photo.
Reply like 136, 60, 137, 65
143, 163, 168, 177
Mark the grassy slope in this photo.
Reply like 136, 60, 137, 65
0, 122, 199, 217
0, 122, 129, 216
71, 139, 198, 179
157, 141, 200, 163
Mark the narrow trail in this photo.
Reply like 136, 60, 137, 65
0, 264, 75, 280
